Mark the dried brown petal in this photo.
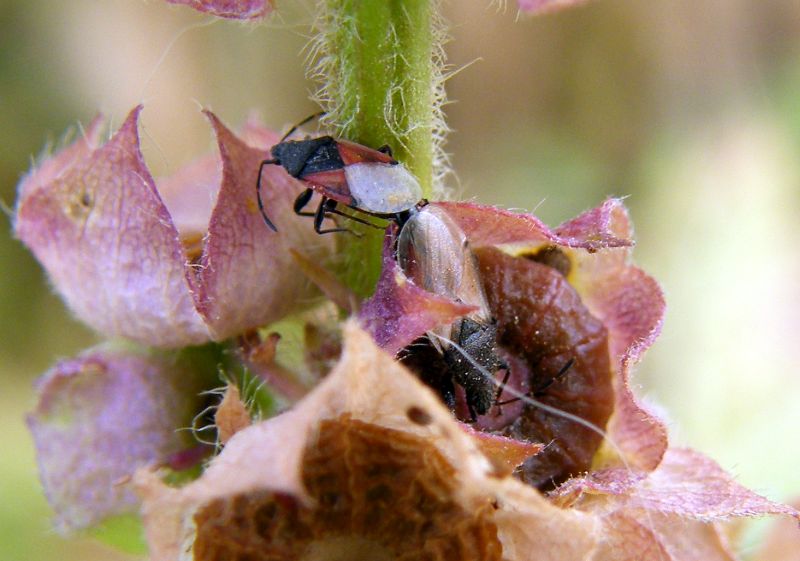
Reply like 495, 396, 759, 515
476, 247, 615, 488
193, 416, 503, 561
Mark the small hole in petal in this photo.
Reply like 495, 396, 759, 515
66, 187, 95, 221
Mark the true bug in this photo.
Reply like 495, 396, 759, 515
257, 114, 423, 234
396, 205, 507, 420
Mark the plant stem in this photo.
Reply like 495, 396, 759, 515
314, 0, 442, 297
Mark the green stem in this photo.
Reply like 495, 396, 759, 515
314, 0, 442, 297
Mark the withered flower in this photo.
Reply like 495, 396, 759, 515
362, 200, 667, 488
136, 323, 798, 561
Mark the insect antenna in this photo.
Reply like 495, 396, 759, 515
279, 111, 326, 142
495, 357, 575, 406
256, 158, 279, 232
428, 332, 634, 470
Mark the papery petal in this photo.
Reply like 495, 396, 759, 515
164, 0, 270, 20
27, 346, 208, 532
517, 0, 591, 15
592, 512, 673, 561
16, 107, 328, 347
592, 513, 739, 561
629, 448, 799, 520
567, 202, 664, 363
19, 116, 105, 198
194, 112, 326, 339
556, 448, 798, 560
461, 424, 543, 478
434, 199, 632, 251
360, 232, 476, 354
556, 448, 800, 521
137, 322, 601, 561
15, 106, 211, 347
565, 203, 669, 472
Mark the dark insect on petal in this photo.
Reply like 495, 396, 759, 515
475, 247, 615, 489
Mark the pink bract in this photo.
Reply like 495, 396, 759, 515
15, 106, 328, 348
27, 346, 209, 532
164, 0, 270, 20
517, 0, 592, 15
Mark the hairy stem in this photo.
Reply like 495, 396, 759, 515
312, 0, 445, 297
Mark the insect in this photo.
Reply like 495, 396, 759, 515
396, 205, 507, 421
257, 114, 423, 234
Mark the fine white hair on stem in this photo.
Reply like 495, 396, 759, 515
306, 0, 452, 197
181, 369, 266, 449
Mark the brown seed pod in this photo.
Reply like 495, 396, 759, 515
475, 247, 615, 489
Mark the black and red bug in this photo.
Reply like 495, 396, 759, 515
257, 114, 423, 234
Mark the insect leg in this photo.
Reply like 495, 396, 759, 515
313, 198, 353, 235
293, 188, 315, 217
323, 205, 384, 230
533, 358, 575, 396
495, 357, 575, 406
256, 159, 279, 232
494, 367, 512, 405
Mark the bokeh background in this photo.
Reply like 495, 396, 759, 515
1, 0, 799, 559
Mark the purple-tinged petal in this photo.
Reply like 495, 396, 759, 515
554, 199, 633, 250
556, 448, 800, 522
359, 232, 476, 354
195, 112, 327, 339
27, 346, 208, 532
434, 200, 632, 251
564, 203, 669, 472
15, 106, 211, 347
17, 106, 330, 347
628, 448, 800, 521
517, 0, 591, 15
599, 375, 669, 472
566, 202, 664, 364
553, 448, 799, 561
19, 116, 105, 199
164, 0, 270, 20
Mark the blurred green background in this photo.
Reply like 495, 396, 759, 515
1, 0, 799, 559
